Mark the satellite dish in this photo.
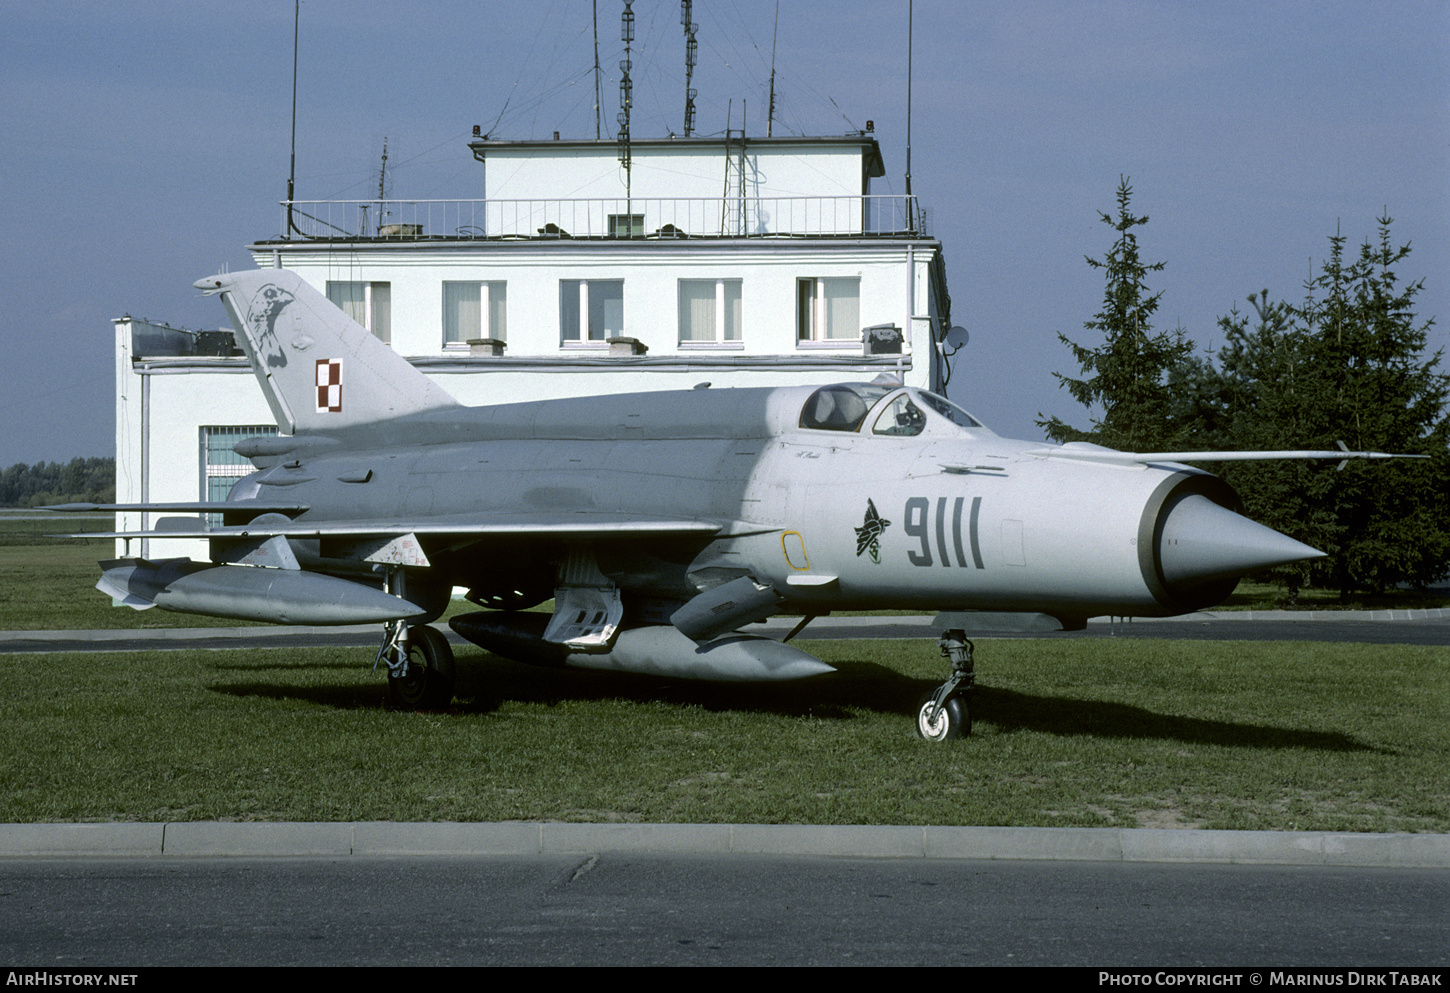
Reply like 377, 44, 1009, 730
944, 326, 969, 351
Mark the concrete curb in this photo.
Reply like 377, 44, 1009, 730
1, 822, 1446, 867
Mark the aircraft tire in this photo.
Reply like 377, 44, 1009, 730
386, 624, 456, 710
914, 691, 970, 741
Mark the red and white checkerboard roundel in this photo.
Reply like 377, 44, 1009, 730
316, 358, 342, 413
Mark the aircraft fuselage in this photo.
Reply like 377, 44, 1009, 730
225, 383, 1251, 626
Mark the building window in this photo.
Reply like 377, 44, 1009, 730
796, 277, 861, 342
560, 279, 624, 344
201, 425, 278, 524
326, 281, 392, 344
443, 281, 507, 347
679, 279, 742, 344
608, 213, 644, 237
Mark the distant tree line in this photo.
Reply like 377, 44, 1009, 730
0, 458, 115, 508
1039, 178, 1449, 600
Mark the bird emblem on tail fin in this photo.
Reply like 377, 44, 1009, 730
248, 282, 296, 369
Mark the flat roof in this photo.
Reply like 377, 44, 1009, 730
469, 134, 886, 178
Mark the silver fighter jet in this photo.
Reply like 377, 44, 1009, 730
55, 269, 1411, 740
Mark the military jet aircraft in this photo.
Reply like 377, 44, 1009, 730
52, 268, 1409, 740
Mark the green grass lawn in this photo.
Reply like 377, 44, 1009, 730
2, 637, 1445, 831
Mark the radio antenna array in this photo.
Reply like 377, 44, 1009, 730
286, 0, 301, 238
682, 1, 698, 136
593, 1, 602, 139
767, 0, 779, 137
619, 0, 634, 185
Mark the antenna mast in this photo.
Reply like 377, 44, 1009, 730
767, 0, 779, 137
681, 1, 698, 137
377, 137, 389, 202
374, 137, 390, 236
619, 2, 634, 208
286, 0, 300, 238
905, 0, 914, 228
593, 1, 602, 139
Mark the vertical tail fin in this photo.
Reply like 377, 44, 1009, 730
194, 269, 458, 434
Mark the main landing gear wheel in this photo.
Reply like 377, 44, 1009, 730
915, 692, 970, 741
386, 624, 456, 710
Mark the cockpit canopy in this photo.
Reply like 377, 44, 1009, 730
798, 384, 895, 431
798, 383, 985, 435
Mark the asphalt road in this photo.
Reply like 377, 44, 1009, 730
3, 854, 1447, 967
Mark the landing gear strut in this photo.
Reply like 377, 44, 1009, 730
379, 621, 456, 710
916, 629, 974, 741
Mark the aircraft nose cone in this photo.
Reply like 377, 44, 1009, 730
1158, 493, 1325, 586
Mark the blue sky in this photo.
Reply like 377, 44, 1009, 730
1, 0, 1446, 466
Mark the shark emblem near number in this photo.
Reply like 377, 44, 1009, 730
47, 268, 1423, 742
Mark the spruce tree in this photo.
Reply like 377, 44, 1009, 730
1295, 218, 1449, 596
1038, 177, 1195, 452
1213, 217, 1450, 597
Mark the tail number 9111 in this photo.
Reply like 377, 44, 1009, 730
904, 496, 984, 569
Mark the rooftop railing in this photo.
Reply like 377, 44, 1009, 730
277, 195, 927, 242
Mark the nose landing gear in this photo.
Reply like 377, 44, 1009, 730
915, 630, 974, 741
